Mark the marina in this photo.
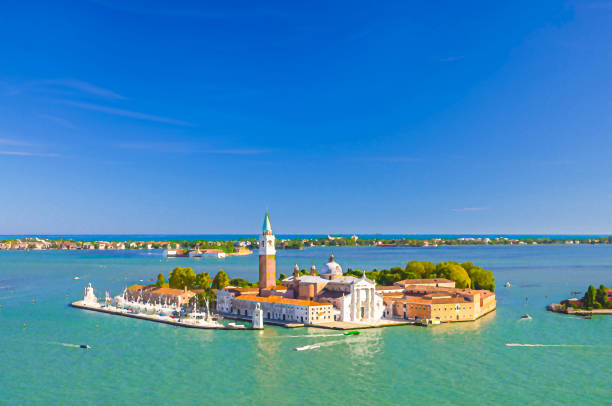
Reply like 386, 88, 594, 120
70, 283, 257, 331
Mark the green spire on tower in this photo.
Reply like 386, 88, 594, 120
262, 212, 272, 233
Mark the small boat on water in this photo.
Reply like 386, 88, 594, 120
73, 276, 80, 280
344, 331, 360, 336
295, 344, 320, 351
226, 322, 246, 329
521, 314, 532, 320
505, 281, 511, 288
80, 344, 91, 349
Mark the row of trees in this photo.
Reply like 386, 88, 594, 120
158, 259, 495, 309
345, 260, 495, 291
583, 285, 610, 309
155, 267, 237, 309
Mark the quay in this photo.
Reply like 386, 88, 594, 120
547, 303, 612, 316
71, 301, 256, 331
219, 312, 412, 330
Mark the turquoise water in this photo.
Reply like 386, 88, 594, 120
1, 245, 611, 405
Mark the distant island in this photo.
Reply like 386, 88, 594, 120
2, 235, 612, 252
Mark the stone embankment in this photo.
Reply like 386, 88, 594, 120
71, 301, 255, 330
547, 303, 612, 315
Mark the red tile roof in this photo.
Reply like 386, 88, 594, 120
235, 295, 332, 307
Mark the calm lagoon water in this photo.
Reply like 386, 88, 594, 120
1, 245, 611, 405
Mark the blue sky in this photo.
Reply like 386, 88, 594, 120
1, 0, 612, 234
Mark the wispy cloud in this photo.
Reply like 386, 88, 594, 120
118, 142, 270, 155
451, 207, 487, 212
440, 56, 464, 62
38, 114, 76, 129
0, 150, 60, 157
0, 137, 32, 147
118, 141, 192, 153
5, 78, 124, 100
66, 101, 192, 126
42, 79, 124, 100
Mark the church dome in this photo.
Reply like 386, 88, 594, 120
321, 254, 342, 276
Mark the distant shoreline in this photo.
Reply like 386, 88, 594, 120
2, 235, 612, 252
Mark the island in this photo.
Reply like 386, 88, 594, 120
73, 214, 498, 330
548, 284, 612, 316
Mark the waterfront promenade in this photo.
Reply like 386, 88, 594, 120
70, 301, 254, 331
219, 312, 411, 330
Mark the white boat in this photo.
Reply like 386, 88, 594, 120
295, 344, 320, 351
505, 281, 511, 287
521, 314, 532, 320
73, 276, 80, 280
226, 322, 246, 329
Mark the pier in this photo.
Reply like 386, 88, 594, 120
71, 301, 256, 330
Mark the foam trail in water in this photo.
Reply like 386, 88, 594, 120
278, 333, 346, 339
506, 343, 586, 347
296, 337, 372, 351
48, 342, 84, 348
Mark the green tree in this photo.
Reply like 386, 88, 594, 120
596, 284, 609, 308
229, 278, 252, 288
584, 285, 597, 308
155, 273, 165, 287
436, 262, 471, 289
196, 287, 217, 310
212, 270, 230, 289
195, 272, 212, 289
168, 266, 196, 289
405, 261, 426, 278
462, 262, 496, 292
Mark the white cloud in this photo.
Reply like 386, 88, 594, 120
66, 101, 192, 126
43, 79, 125, 100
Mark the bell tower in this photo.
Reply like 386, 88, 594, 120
258, 212, 276, 294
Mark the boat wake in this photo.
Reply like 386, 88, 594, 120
49, 342, 91, 349
280, 333, 346, 339
296, 338, 347, 351
295, 336, 371, 351
506, 343, 586, 348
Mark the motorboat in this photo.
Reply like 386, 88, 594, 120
521, 314, 532, 320
226, 322, 246, 329
73, 276, 80, 280
505, 282, 511, 288
343, 331, 360, 336
79, 344, 91, 349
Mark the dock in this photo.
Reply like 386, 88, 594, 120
71, 301, 256, 330
219, 312, 413, 330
